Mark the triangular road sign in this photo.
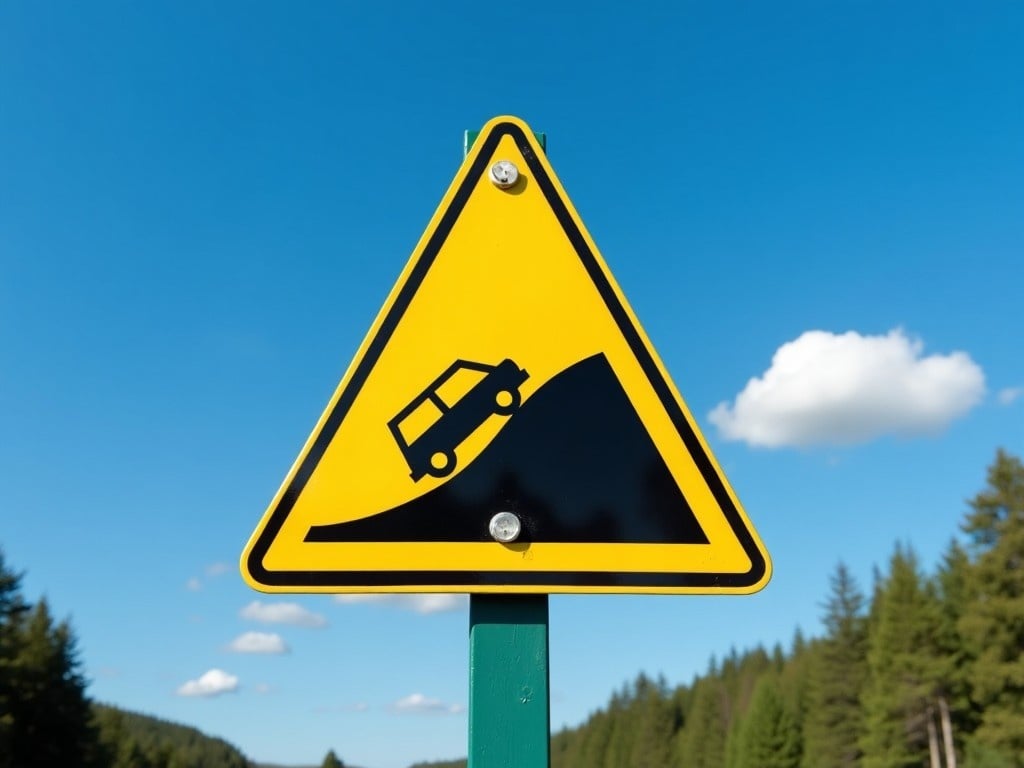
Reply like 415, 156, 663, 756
242, 116, 770, 594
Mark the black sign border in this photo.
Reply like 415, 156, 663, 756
247, 121, 767, 590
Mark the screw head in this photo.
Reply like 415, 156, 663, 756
489, 511, 522, 543
489, 160, 520, 189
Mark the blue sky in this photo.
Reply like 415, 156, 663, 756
2, 3, 1022, 767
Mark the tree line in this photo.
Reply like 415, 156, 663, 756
410, 449, 1023, 768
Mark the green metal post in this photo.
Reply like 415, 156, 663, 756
464, 127, 551, 768
469, 596, 550, 768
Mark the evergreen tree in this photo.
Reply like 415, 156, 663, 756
628, 674, 675, 768
321, 748, 345, 768
791, 627, 807, 658
735, 676, 801, 768
959, 450, 1024, 766
0, 550, 104, 768
575, 708, 615, 768
731, 645, 773, 715
550, 727, 575, 768
601, 717, 627, 768
602, 683, 632, 768
8, 599, 103, 768
779, 640, 813, 767
724, 705, 745, 768
859, 545, 945, 768
0, 551, 28, 768
802, 563, 869, 768
934, 538, 977, 763
677, 677, 728, 768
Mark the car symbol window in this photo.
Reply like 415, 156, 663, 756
388, 359, 529, 481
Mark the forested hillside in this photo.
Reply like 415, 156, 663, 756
92, 703, 250, 768
546, 449, 1023, 768
0, 548, 355, 768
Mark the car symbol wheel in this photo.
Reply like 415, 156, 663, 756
493, 389, 521, 416
426, 450, 457, 478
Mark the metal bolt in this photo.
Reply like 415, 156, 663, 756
489, 160, 519, 189
489, 511, 521, 543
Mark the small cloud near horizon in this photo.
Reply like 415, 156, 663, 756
390, 693, 465, 715
226, 631, 289, 654
997, 387, 1022, 406
709, 328, 985, 448
176, 669, 239, 698
240, 601, 327, 628
186, 563, 230, 591
314, 702, 371, 714
334, 594, 468, 615
205, 562, 230, 577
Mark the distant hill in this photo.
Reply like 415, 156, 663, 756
93, 702, 251, 768
94, 702, 371, 768
408, 760, 466, 768
93, 704, 361, 768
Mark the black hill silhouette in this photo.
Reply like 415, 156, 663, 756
305, 353, 708, 544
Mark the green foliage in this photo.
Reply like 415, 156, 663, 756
0, 547, 254, 768
802, 563, 868, 768
92, 703, 250, 768
549, 675, 680, 768
0, 551, 28, 766
859, 544, 946, 768
934, 538, 978, 756
0, 550, 104, 768
734, 676, 801, 768
963, 740, 1015, 768
958, 449, 1024, 766
321, 749, 345, 768
678, 676, 729, 768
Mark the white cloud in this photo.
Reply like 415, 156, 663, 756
709, 329, 985, 448
997, 387, 1023, 406
254, 683, 273, 694
391, 693, 465, 715
314, 702, 371, 715
176, 669, 239, 698
205, 562, 230, 577
240, 601, 327, 628
226, 631, 289, 654
334, 594, 468, 615
185, 577, 202, 592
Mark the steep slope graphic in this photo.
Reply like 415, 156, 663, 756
305, 353, 709, 544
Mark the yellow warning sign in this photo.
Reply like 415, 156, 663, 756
241, 116, 771, 595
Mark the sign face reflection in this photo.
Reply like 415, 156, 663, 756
241, 116, 771, 595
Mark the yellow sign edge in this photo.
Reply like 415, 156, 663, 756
240, 115, 771, 595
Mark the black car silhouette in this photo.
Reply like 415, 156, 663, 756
388, 358, 529, 481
